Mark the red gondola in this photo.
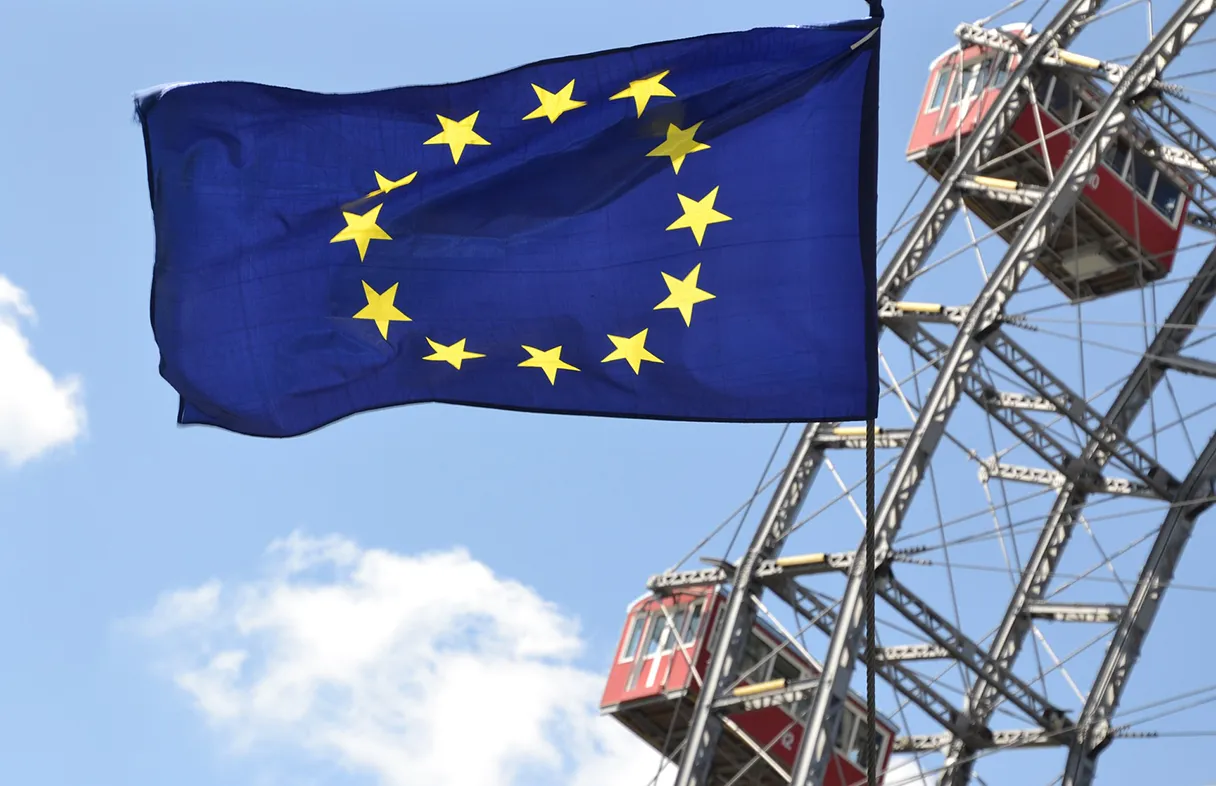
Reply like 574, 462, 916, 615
905, 23, 1191, 301
600, 586, 897, 786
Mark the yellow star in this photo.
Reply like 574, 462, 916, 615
353, 281, 411, 340
367, 170, 417, 197
602, 328, 663, 374
423, 337, 485, 370
523, 80, 587, 123
655, 263, 716, 326
424, 111, 491, 164
519, 344, 580, 385
610, 70, 676, 117
647, 122, 710, 174
666, 186, 732, 246
330, 204, 392, 261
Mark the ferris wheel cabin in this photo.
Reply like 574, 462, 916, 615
905, 23, 1193, 301
600, 587, 897, 786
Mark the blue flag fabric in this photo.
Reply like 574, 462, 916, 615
136, 21, 880, 438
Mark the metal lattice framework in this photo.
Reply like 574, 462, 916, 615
645, 2, 1216, 784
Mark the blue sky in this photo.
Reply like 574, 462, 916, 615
3, 1, 1216, 785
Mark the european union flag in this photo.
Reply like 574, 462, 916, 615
135, 20, 880, 438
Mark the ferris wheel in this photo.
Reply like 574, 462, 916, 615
597, 1, 1216, 784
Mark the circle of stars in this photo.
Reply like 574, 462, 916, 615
329, 68, 731, 386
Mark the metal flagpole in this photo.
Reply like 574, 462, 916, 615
865, 418, 876, 786
864, 4, 882, 785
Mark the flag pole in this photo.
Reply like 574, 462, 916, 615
865, 418, 877, 786
864, 5, 881, 785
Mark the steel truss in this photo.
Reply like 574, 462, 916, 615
663, 2, 1216, 784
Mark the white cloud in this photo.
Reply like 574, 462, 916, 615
136, 532, 672, 786
0, 275, 85, 467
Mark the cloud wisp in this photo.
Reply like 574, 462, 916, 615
0, 275, 85, 468
136, 532, 670, 786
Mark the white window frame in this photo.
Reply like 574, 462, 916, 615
618, 612, 647, 664
680, 599, 704, 648
926, 70, 948, 112
837, 709, 858, 755
1149, 170, 1187, 228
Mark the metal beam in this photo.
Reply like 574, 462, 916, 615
648, 551, 857, 592
956, 176, 1046, 207
985, 390, 1058, 412
713, 677, 821, 713
1033, 46, 1186, 100
812, 427, 912, 450
649, 566, 729, 591
939, 3, 1216, 781
1024, 602, 1125, 624
773, 581, 992, 750
888, 320, 1087, 478
877, 575, 1068, 729
953, 22, 1023, 55
878, 643, 951, 662
879, 301, 971, 325
978, 461, 1158, 498
979, 329, 1175, 493
896, 728, 1070, 753
1156, 353, 1216, 379
1190, 211, 1216, 234
1062, 429, 1216, 785
798, 3, 1192, 781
